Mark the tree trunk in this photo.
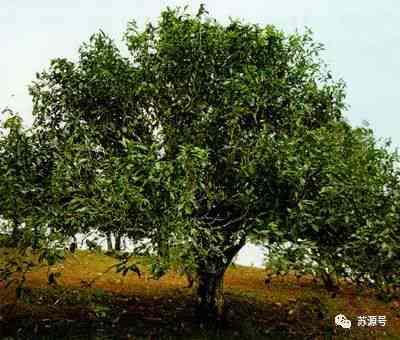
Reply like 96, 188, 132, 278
106, 233, 113, 251
73, 235, 78, 249
115, 233, 122, 251
195, 270, 225, 323
10, 216, 20, 247
321, 271, 339, 291
32, 225, 40, 250
156, 227, 169, 258
193, 236, 246, 324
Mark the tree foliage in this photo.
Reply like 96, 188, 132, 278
262, 122, 400, 297
1, 5, 399, 321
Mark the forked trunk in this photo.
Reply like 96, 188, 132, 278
193, 236, 246, 323
195, 270, 225, 323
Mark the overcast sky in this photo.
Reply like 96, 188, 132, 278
2, 1, 400, 145
0, 0, 400, 146
2, 1, 399, 266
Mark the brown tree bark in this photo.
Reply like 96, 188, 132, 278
321, 271, 339, 292
195, 269, 225, 323
115, 233, 122, 251
193, 237, 246, 323
11, 216, 20, 244
106, 232, 113, 251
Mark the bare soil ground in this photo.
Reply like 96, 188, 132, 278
0, 249, 399, 339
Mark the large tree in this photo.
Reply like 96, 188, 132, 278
123, 7, 346, 320
28, 6, 358, 322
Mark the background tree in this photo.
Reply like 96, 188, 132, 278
0, 109, 53, 248
0, 110, 30, 242
29, 31, 155, 248
0, 109, 70, 294
259, 121, 400, 294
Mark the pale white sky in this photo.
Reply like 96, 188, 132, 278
2, 1, 400, 146
2, 1, 399, 267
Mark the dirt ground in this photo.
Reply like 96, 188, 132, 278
0, 250, 399, 339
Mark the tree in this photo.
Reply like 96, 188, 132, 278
339, 133, 400, 298
259, 121, 400, 293
0, 110, 31, 240
0, 109, 53, 247
29, 6, 351, 322
0, 109, 70, 293
29, 30, 155, 244
123, 6, 347, 321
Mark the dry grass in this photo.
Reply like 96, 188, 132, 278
0, 249, 399, 339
